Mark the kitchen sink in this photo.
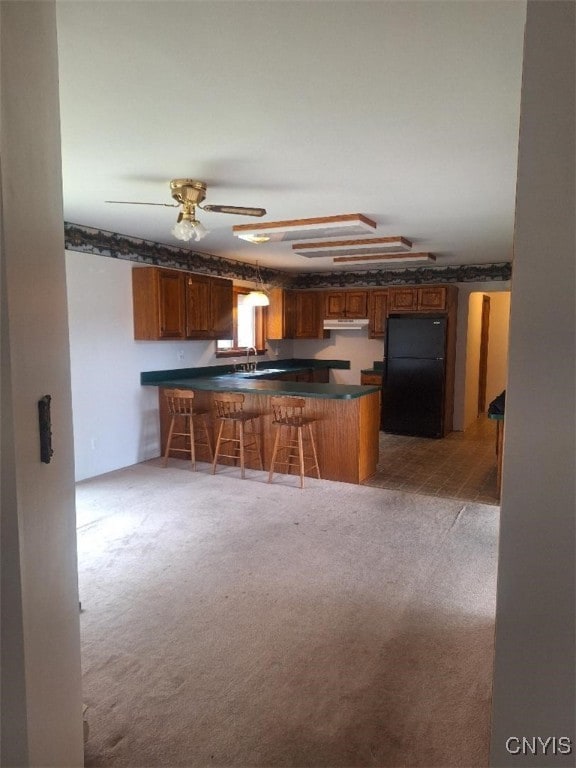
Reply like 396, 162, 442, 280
228, 368, 286, 378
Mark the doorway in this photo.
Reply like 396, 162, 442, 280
463, 291, 511, 431
478, 295, 491, 414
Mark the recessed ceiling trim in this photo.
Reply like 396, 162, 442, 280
293, 235, 412, 257
232, 213, 377, 243
333, 252, 435, 264
293, 235, 412, 251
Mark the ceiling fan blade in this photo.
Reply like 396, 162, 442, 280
202, 204, 266, 217
105, 200, 179, 207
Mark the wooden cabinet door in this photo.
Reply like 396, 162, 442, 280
210, 277, 233, 339
368, 290, 388, 338
324, 292, 347, 319
157, 269, 186, 339
295, 291, 323, 338
389, 285, 447, 313
132, 267, 185, 339
310, 368, 329, 383
345, 291, 368, 318
185, 274, 212, 338
284, 291, 297, 339
132, 267, 158, 340
266, 287, 295, 340
388, 287, 417, 312
417, 285, 447, 311
324, 290, 367, 318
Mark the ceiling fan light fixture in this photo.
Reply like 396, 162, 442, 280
171, 204, 209, 242
171, 218, 208, 242
191, 220, 208, 241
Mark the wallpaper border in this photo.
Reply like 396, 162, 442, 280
64, 223, 511, 287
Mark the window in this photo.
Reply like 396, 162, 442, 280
216, 287, 266, 356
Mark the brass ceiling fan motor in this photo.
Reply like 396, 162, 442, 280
169, 179, 207, 208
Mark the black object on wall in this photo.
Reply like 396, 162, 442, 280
381, 315, 447, 438
38, 394, 53, 463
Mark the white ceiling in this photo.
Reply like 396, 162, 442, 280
56, 0, 527, 273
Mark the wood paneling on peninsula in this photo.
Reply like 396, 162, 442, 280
159, 385, 380, 485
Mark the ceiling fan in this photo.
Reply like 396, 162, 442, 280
106, 179, 266, 242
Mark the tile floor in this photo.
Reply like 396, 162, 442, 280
363, 415, 499, 505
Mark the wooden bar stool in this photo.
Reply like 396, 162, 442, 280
268, 396, 321, 488
211, 392, 263, 479
163, 389, 213, 470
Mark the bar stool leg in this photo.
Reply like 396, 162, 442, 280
288, 425, 298, 475
202, 416, 213, 462
308, 423, 321, 479
268, 425, 281, 483
239, 421, 246, 479
247, 418, 263, 470
188, 414, 196, 471
212, 420, 225, 474
163, 415, 176, 467
297, 426, 305, 488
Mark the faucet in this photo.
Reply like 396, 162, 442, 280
246, 346, 257, 371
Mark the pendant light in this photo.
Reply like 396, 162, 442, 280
245, 262, 270, 307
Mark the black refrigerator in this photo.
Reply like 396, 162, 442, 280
381, 314, 447, 438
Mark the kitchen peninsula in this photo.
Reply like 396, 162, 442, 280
142, 359, 380, 484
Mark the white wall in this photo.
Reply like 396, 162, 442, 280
65, 251, 292, 481
292, 333, 384, 386
0, 2, 84, 765
490, 2, 575, 763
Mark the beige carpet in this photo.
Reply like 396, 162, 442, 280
77, 460, 499, 768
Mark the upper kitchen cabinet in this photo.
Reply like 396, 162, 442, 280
132, 267, 186, 340
210, 277, 234, 339
368, 290, 388, 338
266, 287, 295, 340
388, 285, 456, 313
324, 290, 368, 319
267, 289, 326, 340
293, 291, 328, 339
132, 267, 233, 341
185, 273, 233, 340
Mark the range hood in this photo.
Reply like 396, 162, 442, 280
323, 318, 369, 331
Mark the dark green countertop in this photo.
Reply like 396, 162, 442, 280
141, 358, 379, 399
142, 359, 384, 400
360, 360, 385, 375
141, 358, 349, 385
147, 376, 379, 400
